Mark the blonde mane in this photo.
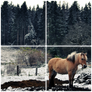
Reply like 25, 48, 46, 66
67, 51, 77, 63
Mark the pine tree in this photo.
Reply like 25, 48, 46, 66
20, 1, 29, 45
47, 1, 58, 45
68, 1, 80, 25
13, 5, 21, 45
8, 3, 15, 44
55, 3, 68, 44
83, 4, 89, 24
0, 7, 3, 45
34, 6, 39, 38
31, 6, 36, 25
1, 1, 9, 45
37, 2, 45, 44
88, 2, 91, 25
81, 2, 92, 25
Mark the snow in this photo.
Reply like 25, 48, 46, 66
73, 83, 91, 90
2, 64, 91, 89
1, 47, 91, 91
1, 47, 19, 63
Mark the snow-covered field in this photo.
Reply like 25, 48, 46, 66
1, 64, 91, 90
1, 47, 19, 63
1, 47, 91, 91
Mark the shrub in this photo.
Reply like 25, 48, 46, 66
16, 47, 45, 68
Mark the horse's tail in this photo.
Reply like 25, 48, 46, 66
48, 59, 53, 79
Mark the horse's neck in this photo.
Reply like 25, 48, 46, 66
74, 53, 80, 67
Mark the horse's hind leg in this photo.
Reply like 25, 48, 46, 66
49, 70, 57, 88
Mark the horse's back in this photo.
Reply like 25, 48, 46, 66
48, 58, 61, 66
48, 58, 67, 74
48, 58, 63, 70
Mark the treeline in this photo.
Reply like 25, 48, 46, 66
0, 0, 31, 46
0, 0, 92, 56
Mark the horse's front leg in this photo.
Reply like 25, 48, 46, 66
68, 70, 76, 88
72, 70, 76, 81
68, 71, 73, 88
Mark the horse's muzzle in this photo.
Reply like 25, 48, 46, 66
82, 65, 87, 69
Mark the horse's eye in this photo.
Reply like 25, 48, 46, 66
81, 58, 84, 60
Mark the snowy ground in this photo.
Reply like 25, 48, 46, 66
1, 47, 91, 91
1, 47, 19, 63
1, 64, 91, 91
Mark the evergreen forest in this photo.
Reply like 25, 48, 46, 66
1, 1, 91, 45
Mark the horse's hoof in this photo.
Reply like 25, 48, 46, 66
48, 86, 51, 89
69, 85, 73, 88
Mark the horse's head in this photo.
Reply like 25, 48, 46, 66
79, 52, 87, 68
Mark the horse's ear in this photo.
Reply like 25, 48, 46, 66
85, 53, 87, 56
81, 52, 83, 55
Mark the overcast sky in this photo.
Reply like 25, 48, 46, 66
0, 0, 92, 8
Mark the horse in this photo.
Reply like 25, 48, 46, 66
48, 51, 87, 88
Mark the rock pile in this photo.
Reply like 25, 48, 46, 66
74, 73, 91, 84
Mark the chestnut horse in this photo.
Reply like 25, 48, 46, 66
48, 51, 87, 88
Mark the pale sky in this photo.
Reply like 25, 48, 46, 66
0, 0, 92, 8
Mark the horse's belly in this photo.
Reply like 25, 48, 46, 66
54, 66, 68, 74
57, 69, 68, 74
